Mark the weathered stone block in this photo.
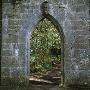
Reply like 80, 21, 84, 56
77, 12, 88, 19
8, 25, 21, 30
9, 18, 21, 22
8, 28, 20, 33
1, 43, 11, 50
75, 35, 89, 43
2, 3, 13, 15
18, 36, 26, 44
75, 30, 89, 36
65, 70, 90, 86
64, 60, 74, 70
74, 49, 88, 59
74, 43, 88, 49
18, 44, 26, 56
51, 0, 67, 5
7, 30, 19, 35
9, 19, 21, 25
21, 13, 30, 19
70, 5, 87, 13
1, 77, 29, 87
5, 34, 18, 43
11, 67, 25, 77
68, 0, 85, 7
79, 70, 89, 85
65, 23, 84, 31
79, 58, 90, 70
85, 0, 90, 6
70, 20, 87, 26
64, 47, 71, 58
1, 56, 11, 67
10, 57, 20, 67
55, 9, 65, 22
1, 67, 10, 76
1, 50, 12, 56
65, 70, 80, 85
2, 0, 15, 3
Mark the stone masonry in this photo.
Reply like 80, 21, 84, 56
1, 0, 90, 87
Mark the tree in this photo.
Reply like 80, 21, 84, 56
30, 18, 61, 74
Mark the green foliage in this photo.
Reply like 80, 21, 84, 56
30, 18, 61, 74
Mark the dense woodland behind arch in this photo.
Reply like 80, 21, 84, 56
30, 18, 62, 74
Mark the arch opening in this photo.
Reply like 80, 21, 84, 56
29, 16, 64, 87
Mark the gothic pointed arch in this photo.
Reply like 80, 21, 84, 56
29, 1, 65, 86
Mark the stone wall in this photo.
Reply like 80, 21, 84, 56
1, 0, 90, 87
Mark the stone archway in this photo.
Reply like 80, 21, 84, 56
29, 1, 65, 87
